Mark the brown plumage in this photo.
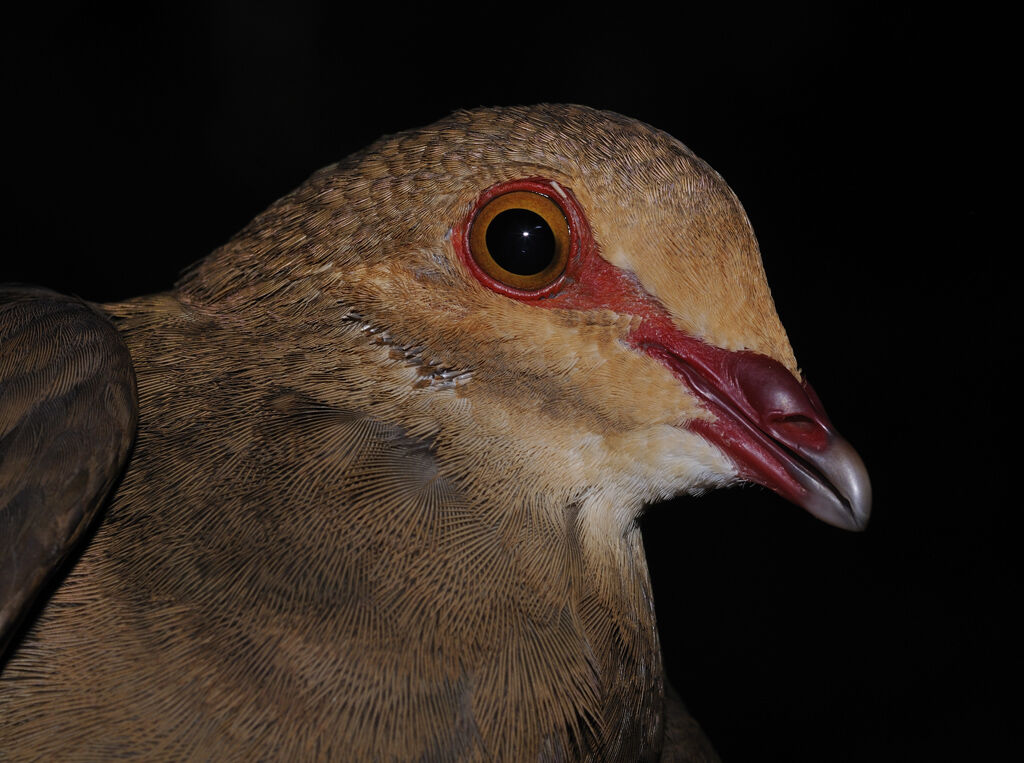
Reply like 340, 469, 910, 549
0, 105, 869, 760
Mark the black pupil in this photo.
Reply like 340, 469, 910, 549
485, 208, 556, 275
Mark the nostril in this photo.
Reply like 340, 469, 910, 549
767, 413, 829, 450
772, 413, 815, 430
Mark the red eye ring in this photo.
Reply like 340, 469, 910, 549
454, 178, 589, 301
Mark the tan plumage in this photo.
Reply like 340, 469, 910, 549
0, 105, 868, 760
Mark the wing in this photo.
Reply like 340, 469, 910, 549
661, 681, 722, 762
0, 287, 137, 656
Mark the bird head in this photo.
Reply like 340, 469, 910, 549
180, 104, 870, 536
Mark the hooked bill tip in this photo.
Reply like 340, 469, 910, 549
791, 433, 872, 532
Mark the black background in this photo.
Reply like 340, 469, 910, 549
2, 4, 1011, 761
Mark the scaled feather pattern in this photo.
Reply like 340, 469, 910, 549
0, 105, 869, 761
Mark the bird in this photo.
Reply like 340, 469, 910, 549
0, 104, 869, 761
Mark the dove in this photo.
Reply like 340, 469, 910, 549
0, 104, 869, 760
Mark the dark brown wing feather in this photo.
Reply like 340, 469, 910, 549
662, 682, 722, 762
0, 287, 137, 656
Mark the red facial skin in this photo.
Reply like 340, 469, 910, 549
454, 179, 870, 531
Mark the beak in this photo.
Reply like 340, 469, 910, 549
635, 329, 871, 531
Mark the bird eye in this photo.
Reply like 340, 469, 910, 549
468, 191, 570, 291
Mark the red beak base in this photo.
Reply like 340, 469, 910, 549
634, 325, 871, 532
